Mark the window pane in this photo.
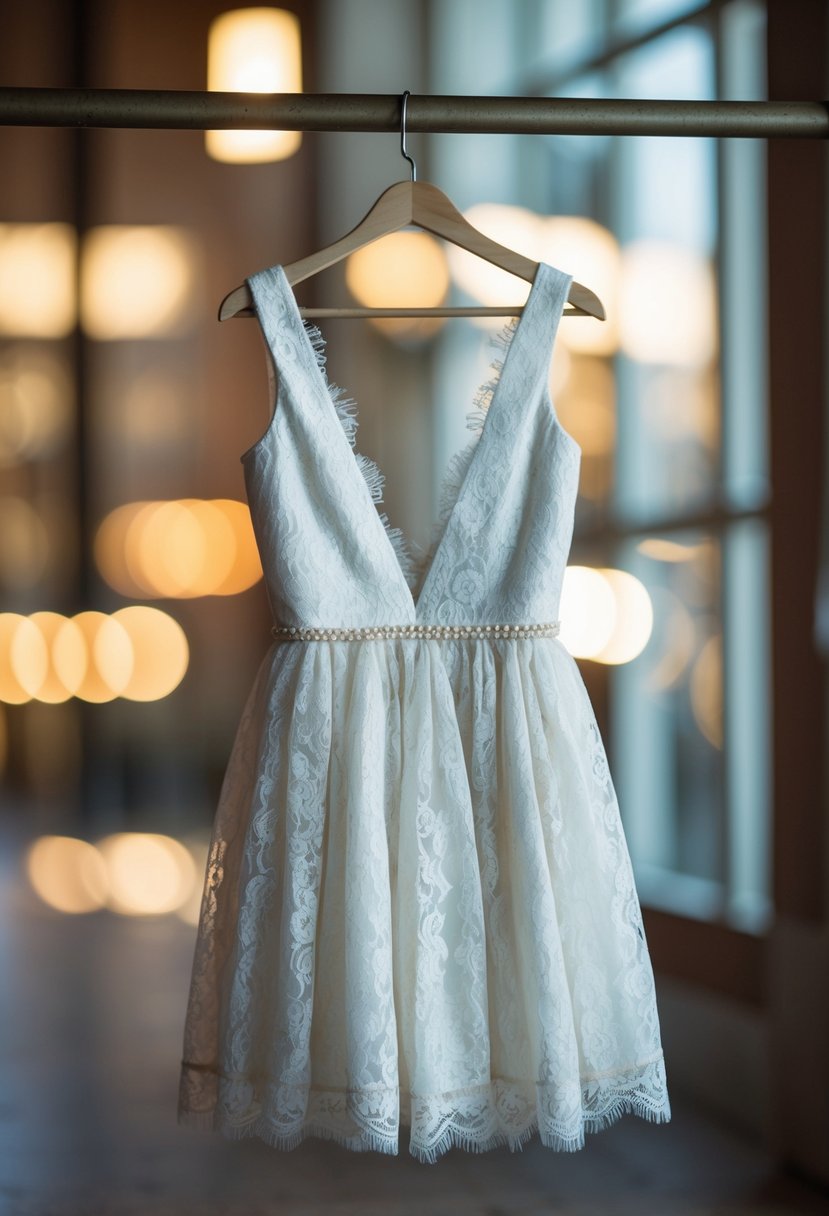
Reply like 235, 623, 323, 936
611, 531, 727, 920
612, 0, 705, 39
531, 0, 610, 73
611, 26, 720, 525
426, 1, 772, 934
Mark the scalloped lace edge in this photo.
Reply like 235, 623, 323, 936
303, 319, 518, 598
178, 1098, 671, 1163
178, 1054, 671, 1164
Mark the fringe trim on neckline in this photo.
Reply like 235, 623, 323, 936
302, 317, 519, 597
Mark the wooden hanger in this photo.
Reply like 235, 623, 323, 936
218, 93, 605, 324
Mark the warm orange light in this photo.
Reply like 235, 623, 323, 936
95, 498, 263, 598
593, 568, 653, 665
0, 223, 76, 337
211, 498, 263, 594
184, 499, 237, 595
81, 226, 198, 339
557, 566, 653, 665
124, 501, 163, 596
138, 501, 203, 598
112, 606, 189, 701
26, 835, 109, 914
71, 611, 133, 703
638, 537, 706, 563
0, 608, 190, 703
558, 566, 616, 659
206, 8, 303, 164
446, 204, 540, 328
93, 502, 147, 597
619, 240, 717, 366
446, 207, 618, 348
345, 231, 451, 342
51, 615, 89, 698
96, 832, 196, 916
27, 612, 84, 703
0, 614, 48, 703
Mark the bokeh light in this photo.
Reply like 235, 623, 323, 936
27, 611, 85, 703
138, 501, 206, 598
95, 498, 263, 598
559, 566, 617, 659
94, 502, 146, 597
619, 240, 717, 366
345, 231, 451, 342
25, 835, 109, 915
638, 537, 707, 563
0, 607, 188, 705
206, 7, 303, 163
112, 606, 189, 701
212, 499, 265, 594
446, 203, 540, 325
96, 832, 197, 916
0, 614, 48, 703
81, 226, 198, 339
545, 216, 620, 355
594, 568, 654, 664
559, 565, 653, 664
447, 205, 617, 347
71, 611, 133, 703
0, 223, 76, 337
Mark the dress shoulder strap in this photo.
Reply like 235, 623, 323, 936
245, 265, 313, 367
530, 263, 574, 383
245, 265, 285, 353
495, 262, 574, 412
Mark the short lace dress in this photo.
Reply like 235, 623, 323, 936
177, 259, 671, 1163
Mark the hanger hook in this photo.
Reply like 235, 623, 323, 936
400, 90, 417, 182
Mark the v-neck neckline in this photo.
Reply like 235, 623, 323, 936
272, 260, 552, 619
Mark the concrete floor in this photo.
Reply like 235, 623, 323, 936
1, 812, 827, 1216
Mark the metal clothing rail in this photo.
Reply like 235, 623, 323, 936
0, 89, 826, 138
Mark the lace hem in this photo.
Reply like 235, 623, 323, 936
178, 1053, 671, 1165
302, 317, 519, 597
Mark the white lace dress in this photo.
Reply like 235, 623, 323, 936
177, 260, 671, 1163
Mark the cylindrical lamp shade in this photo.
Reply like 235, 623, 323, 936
206, 7, 302, 164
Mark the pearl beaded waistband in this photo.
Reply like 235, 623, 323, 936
271, 621, 561, 642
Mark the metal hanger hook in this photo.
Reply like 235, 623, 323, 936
400, 90, 417, 182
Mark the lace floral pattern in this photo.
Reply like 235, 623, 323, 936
177, 261, 671, 1162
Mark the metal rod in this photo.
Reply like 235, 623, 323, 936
0, 88, 825, 138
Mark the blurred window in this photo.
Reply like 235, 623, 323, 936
429, 0, 771, 934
